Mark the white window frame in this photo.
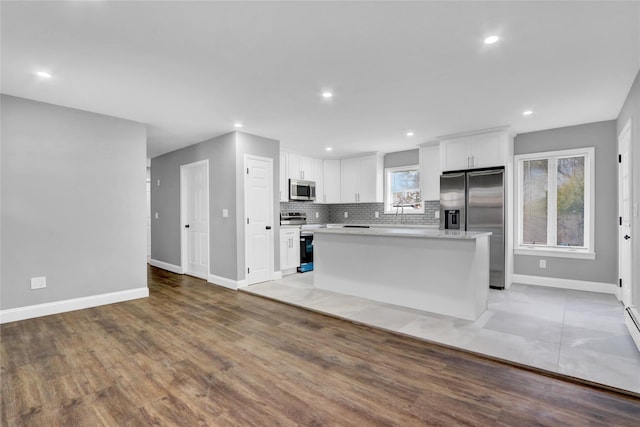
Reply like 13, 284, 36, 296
384, 165, 424, 214
514, 147, 595, 260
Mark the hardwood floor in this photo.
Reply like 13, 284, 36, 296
2, 267, 640, 426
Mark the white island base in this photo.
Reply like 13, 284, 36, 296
313, 228, 490, 321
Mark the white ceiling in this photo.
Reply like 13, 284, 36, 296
2, 1, 639, 159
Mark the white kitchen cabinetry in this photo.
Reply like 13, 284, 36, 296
288, 152, 314, 181
312, 158, 324, 204
419, 144, 441, 201
322, 160, 341, 203
440, 129, 509, 171
279, 151, 289, 202
280, 227, 300, 274
340, 153, 383, 203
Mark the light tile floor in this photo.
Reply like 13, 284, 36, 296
242, 273, 640, 394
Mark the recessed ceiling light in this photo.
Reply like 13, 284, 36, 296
522, 110, 533, 116
321, 92, 333, 99
325, 147, 333, 151
234, 122, 243, 128
35, 71, 52, 78
484, 35, 500, 45
406, 131, 415, 137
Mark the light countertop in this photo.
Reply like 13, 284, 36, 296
313, 226, 491, 239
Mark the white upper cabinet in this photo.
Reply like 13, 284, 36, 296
419, 144, 441, 201
287, 152, 314, 181
440, 129, 510, 171
340, 153, 383, 203
312, 158, 324, 203
322, 160, 341, 203
340, 157, 360, 203
279, 151, 289, 202
440, 136, 472, 171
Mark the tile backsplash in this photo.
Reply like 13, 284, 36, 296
280, 201, 440, 226
280, 202, 331, 224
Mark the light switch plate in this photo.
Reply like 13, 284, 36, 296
31, 276, 46, 289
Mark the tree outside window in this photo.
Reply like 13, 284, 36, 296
516, 147, 593, 255
384, 166, 423, 214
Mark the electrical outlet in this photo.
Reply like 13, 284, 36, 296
374, 211, 379, 218
31, 276, 46, 290
315, 212, 319, 219
222, 209, 229, 218
156, 179, 160, 187
434, 211, 440, 219
344, 212, 349, 218
154, 212, 159, 219
539, 259, 547, 269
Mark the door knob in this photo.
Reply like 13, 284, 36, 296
185, 224, 190, 228
266, 226, 272, 230
624, 235, 631, 240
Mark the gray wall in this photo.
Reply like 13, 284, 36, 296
513, 121, 617, 284
235, 132, 280, 280
1, 95, 147, 310
150, 131, 279, 281
616, 69, 640, 305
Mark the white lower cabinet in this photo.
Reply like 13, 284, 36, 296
280, 227, 300, 273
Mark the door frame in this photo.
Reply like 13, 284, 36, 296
618, 118, 633, 305
180, 159, 210, 278
244, 154, 274, 285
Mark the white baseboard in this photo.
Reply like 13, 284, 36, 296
625, 307, 640, 352
512, 274, 617, 294
0, 287, 149, 324
149, 258, 183, 274
272, 271, 283, 280
208, 274, 240, 290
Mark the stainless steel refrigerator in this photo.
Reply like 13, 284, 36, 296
440, 168, 505, 289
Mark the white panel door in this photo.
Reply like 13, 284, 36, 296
618, 121, 633, 306
246, 156, 273, 285
182, 161, 209, 279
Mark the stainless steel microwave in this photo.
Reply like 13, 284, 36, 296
289, 179, 316, 201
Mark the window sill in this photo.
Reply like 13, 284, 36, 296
514, 247, 596, 260
383, 211, 425, 215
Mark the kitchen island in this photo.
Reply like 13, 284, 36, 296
313, 227, 491, 321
